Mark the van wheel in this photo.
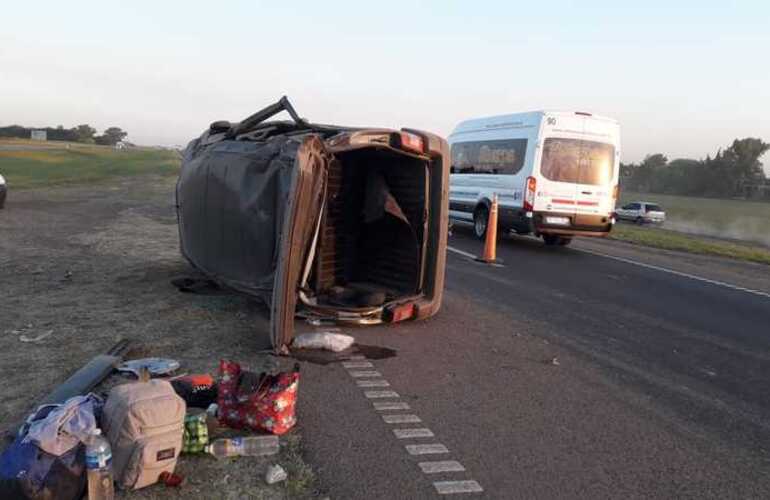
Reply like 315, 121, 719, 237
557, 237, 572, 246
543, 234, 559, 246
473, 206, 488, 240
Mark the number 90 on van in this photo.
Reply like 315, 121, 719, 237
448, 111, 620, 247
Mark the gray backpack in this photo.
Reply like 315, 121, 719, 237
102, 379, 186, 489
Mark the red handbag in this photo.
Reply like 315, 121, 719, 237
217, 360, 300, 435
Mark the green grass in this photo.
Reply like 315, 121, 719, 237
619, 191, 770, 247
0, 140, 180, 189
610, 223, 770, 265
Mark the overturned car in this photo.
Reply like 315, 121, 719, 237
176, 97, 449, 350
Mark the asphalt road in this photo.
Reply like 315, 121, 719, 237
297, 228, 770, 499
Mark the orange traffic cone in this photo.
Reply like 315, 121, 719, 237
476, 194, 501, 264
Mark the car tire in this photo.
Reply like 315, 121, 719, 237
635, 216, 644, 225
557, 237, 572, 246
473, 206, 489, 240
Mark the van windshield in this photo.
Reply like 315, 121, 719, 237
540, 138, 615, 185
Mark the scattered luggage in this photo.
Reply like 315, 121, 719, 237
217, 360, 300, 435
0, 394, 101, 500
171, 374, 217, 408
101, 379, 185, 490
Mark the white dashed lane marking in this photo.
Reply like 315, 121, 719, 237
364, 390, 400, 399
356, 379, 390, 387
434, 480, 484, 495
343, 361, 374, 369
373, 401, 411, 411
343, 355, 482, 494
418, 461, 466, 474
406, 444, 450, 455
394, 428, 435, 439
383, 414, 422, 424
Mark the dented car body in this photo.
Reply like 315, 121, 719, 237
176, 97, 449, 349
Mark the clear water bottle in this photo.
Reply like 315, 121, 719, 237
85, 429, 115, 500
205, 436, 279, 458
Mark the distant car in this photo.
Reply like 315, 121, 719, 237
616, 201, 666, 224
176, 96, 450, 350
0, 173, 6, 209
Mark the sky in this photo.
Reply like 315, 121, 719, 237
1, 1, 769, 166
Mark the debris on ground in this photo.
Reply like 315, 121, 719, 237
18, 329, 54, 343
265, 464, 288, 484
206, 436, 280, 458
117, 357, 181, 378
292, 332, 355, 352
549, 357, 560, 366
158, 470, 185, 488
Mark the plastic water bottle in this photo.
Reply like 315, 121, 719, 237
205, 436, 279, 458
85, 429, 114, 500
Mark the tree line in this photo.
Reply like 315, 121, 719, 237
621, 137, 770, 200
0, 124, 128, 146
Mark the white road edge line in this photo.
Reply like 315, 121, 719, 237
447, 245, 477, 260
434, 480, 484, 495
575, 247, 770, 299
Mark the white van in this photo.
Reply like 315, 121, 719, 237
449, 111, 620, 246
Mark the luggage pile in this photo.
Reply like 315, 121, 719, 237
0, 358, 300, 499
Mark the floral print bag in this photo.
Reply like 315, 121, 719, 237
217, 360, 300, 435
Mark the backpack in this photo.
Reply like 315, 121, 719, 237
101, 380, 185, 490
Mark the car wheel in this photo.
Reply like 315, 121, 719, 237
635, 216, 644, 225
473, 206, 488, 240
557, 237, 572, 246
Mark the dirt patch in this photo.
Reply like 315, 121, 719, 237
0, 176, 319, 498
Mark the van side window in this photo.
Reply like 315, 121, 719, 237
623, 203, 641, 210
451, 139, 527, 175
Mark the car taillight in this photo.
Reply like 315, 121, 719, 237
386, 303, 415, 323
399, 132, 424, 154
612, 185, 620, 201
524, 176, 536, 211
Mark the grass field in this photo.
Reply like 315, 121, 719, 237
609, 224, 770, 265
619, 191, 770, 247
0, 139, 180, 189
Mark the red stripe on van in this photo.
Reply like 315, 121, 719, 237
577, 201, 599, 206
552, 198, 575, 205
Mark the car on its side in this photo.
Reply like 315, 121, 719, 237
177, 97, 450, 351
615, 201, 666, 224
0, 173, 6, 209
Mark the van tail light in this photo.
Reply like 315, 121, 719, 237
612, 185, 620, 201
385, 303, 415, 323
523, 176, 537, 212
399, 132, 424, 154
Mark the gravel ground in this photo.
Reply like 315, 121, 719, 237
0, 176, 318, 499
